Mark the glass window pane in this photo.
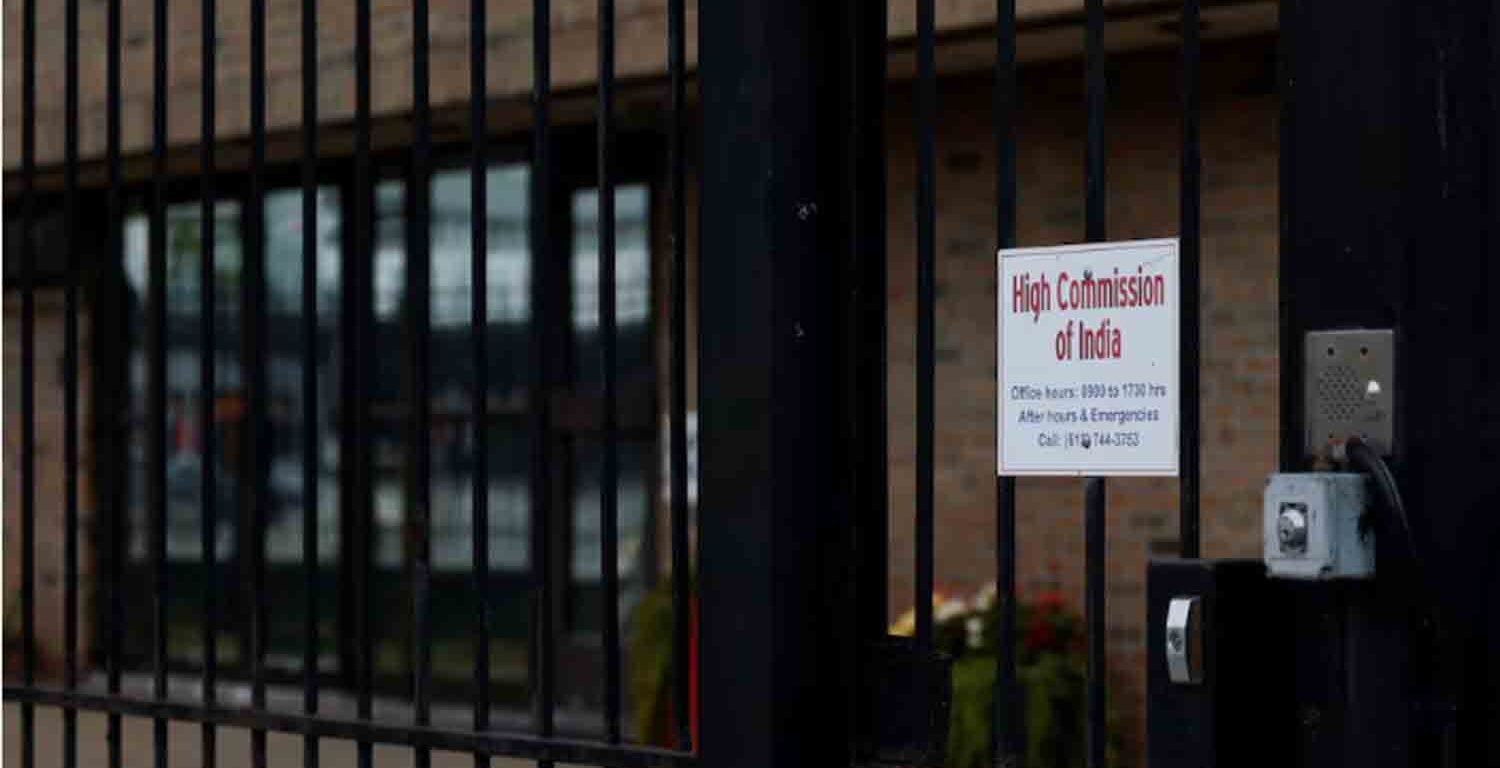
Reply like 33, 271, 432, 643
369, 167, 534, 702
566, 182, 655, 620
567, 439, 653, 631
123, 199, 244, 669
571, 185, 652, 386
370, 178, 409, 687
561, 183, 656, 720
261, 186, 342, 674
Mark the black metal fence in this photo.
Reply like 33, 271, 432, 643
6, 0, 1209, 767
692, 0, 1208, 766
5, 0, 695, 766
959, 0, 1203, 764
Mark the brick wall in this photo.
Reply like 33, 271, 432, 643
3, 289, 95, 681
1, 0, 1266, 171
883, 38, 1279, 756
1, 0, 701, 167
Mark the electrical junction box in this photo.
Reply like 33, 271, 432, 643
1262, 473, 1373, 580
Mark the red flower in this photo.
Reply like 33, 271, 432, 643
1035, 590, 1066, 613
1024, 620, 1057, 652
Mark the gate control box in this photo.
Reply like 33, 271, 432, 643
1262, 473, 1373, 579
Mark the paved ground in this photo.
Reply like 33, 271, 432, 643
4, 704, 571, 767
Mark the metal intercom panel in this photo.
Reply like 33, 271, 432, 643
1304, 329, 1395, 458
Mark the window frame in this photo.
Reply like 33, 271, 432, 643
92, 126, 667, 711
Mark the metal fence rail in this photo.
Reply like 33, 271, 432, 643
3, 0, 699, 765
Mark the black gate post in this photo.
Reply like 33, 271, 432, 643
696, 0, 875, 766
1281, 0, 1499, 764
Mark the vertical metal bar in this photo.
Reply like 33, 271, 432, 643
18, 0, 37, 763
1275, 0, 1296, 475
529, 0, 557, 760
63, 0, 82, 763
984, 0, 1020, 762
1083, 2, 1108, 766
914, 0, 938, 756
469, 0, 492, 761
993, 478, 1018, 766
996, 0, 1020, 762
1084, 477, 1107, 768
1178, 0, 1202, 559
1084, 2, 1106, 243
199, 0, 221, 764
666, 0, 692, 750
352, 0, 375, 765
841, 0, 887, 677
597, 0, 623, 745
836, 10, 890, 765
106, 0, 125, 764
149, 0, 171, 760
247, 0, 269, 764
991, 0, 1018, 651
409, 0, 435, 765
697, 2, 849, 762
301, 0, 322, 764
993, 0, 1019, 759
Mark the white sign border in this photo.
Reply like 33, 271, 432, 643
996, 237, 1181, 477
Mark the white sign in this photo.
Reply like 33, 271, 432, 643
998, 238, 1179, 476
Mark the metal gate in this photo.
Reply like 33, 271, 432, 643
6, 0, 695, 765
674, 0, 1213, 765
7, 0, 1498, 766
2, 0, 1206, 764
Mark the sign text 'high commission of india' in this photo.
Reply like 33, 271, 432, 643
998, 239, 1179, 476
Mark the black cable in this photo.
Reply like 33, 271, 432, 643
1344, 436, 1423, 578
1344, 437, 1459, 767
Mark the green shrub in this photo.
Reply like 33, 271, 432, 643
948, 651, 1098, 768
630, 581, 1120, 766
628, 582, 677, 745
898, 585, 1121, 768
